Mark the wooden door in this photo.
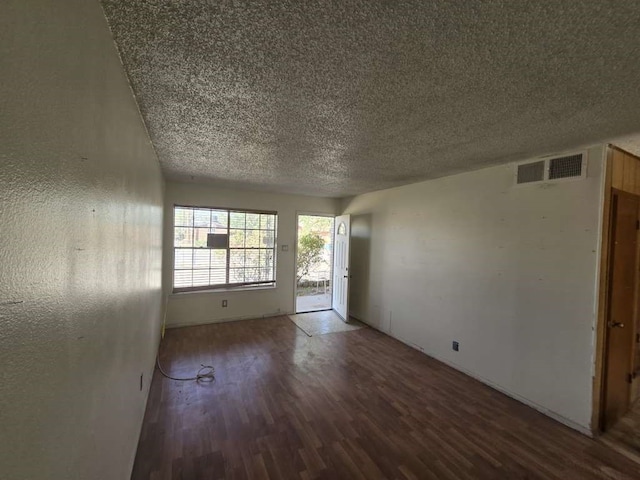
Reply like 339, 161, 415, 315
603, 190, 639, 430
332, 215, 351, 321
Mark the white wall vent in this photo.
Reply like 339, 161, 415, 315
517, 161, 545, 184
548, 153, 584, 180
515, 151, 586, 186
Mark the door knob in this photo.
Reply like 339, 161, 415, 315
608, 321, 625, 328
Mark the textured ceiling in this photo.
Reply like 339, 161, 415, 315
101, 0, 640, 197
613, 134, 640, 159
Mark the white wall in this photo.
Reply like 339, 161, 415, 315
164, 182, 339, 327
0, 1, 164, 479
343, 146, 606, 432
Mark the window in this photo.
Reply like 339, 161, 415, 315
173, 205, 277, 292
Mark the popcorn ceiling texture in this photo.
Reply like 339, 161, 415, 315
614, 134, 640, 158
101, 0, 640, 197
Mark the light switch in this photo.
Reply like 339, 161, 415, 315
281, 245, 289, 252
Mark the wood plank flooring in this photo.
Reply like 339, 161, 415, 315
601, 400, 640, 464
131, 316, 640, 479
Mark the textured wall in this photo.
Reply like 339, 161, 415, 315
164, 182, 339, 327
0, 1, 164, 479
343, 145, 606, 432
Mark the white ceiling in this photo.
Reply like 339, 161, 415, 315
101, 1, 640, 197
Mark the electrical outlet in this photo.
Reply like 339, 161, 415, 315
222, 299, 228, 307
452, 341, 459, 352
140, 373, 143, 391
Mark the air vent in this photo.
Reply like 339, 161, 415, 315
514, 151, 586, 186
548, 153, 584, 180
517, 161, 545, 184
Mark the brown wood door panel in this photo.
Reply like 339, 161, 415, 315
634, 202, 640, 405
603, 189, 639, 430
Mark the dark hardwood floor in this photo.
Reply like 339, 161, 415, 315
131, 316, 640, 479
601, 399, 640, 465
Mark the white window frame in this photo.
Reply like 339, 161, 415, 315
172, 204, 277, 293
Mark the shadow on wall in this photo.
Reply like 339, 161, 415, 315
349, 214, 372, 321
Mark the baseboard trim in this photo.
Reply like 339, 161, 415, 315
168, 311, 593, 436
356, 317, 593, 437
166, 311, 293, 329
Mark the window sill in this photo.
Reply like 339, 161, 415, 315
171, 284, 276, 296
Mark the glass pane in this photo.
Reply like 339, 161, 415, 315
174, 207, 193, 227
260, 268, 273, 281
261, 231, 274, 248
230, 229, 245, 248
246, 213, 260, 229
230, 250, 245, 268
245, 250, 259, 268
260, 214, 275, 230
230, 269, 245, 283
260, 249, 274, 267
245, 230, 260, 248
193, 209, 211, 228
210, 270, 226, 285
193, 228, 210, 248
174, 227, 193, 248
193, 250, 210, 269
174, 249, 193, 269
174, 270, 192, 288
192, 270, 209, 286
211, 250, 227, 269
245, 269, 260, 283
230, 212, 245, 229
211, 210, 228, 229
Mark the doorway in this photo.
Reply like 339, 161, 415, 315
602, 189, 640, 430
295, 214, 335, 313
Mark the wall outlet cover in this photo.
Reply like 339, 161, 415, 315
452, 341, 459, 352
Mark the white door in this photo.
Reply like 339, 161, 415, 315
332, 215, 350, 321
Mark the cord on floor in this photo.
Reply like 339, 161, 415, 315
156, 356, 215, 382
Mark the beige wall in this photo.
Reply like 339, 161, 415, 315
164, 182, 339, 327
342, 145, 606, 433
0, 1, 164, 479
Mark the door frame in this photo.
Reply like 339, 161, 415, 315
602, 189, 639, 429
293, 212, 336, 314
592, 146, 640, 433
